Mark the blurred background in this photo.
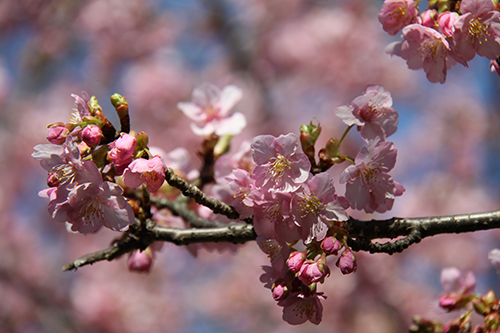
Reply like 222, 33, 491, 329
2, 0, 500, 332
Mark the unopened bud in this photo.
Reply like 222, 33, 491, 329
336, 249, 356, 275
82, 125, 103, 147
321, 236, 341, 255
127, 247, 155, 273
47, 126, 69, 145
111, 93, 130, 133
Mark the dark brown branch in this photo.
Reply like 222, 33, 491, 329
63, 209, 500, 271
164, 167, 240, 219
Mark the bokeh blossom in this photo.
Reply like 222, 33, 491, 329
177, 83, 247, 137
378, 0, 420, 36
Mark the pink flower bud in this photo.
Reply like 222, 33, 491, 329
127, 247, 155, 273
287, 251, 306, 273
47, 126, 69, 144
321, 236, 341, 255
421, 9, 438, 28
438, 12, 458, 38
272, 282, 288, 301
47, 172, 61, 187
109, 133, 136, 167
82, 125, 102, 147
298, 260, 330, 286
439, 296, 458, 310
336, 249, 357, 275
123, 156, 166, 192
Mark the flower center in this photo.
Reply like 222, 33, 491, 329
140, 171, 161, 185
269, 154, 291, 181
361, 167, 380, 182
298, 192, 324, 218
468, 16, 489, 44
419, 38, 445, 63
79, 197, 105, 226
51, 163, 76, 185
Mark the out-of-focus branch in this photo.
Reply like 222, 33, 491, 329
63, 209, 500, 271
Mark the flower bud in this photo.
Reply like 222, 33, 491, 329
421, 9, 438, 28
47, 126, 69, 145
127, 247, 155, 273
110, 93, 130, 133
438, 12, 458, 38
298, 260, 330, 286
109, 133, 137, 167
272, 281, 288, 301
321, 236, 341, 255
336, 249, 357, 274
287, 251, 306, 273
82, 125, 102, 147
300, 119, 321, 161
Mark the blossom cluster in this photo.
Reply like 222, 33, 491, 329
32, 93, 166, 235
411, 267, 500, 333
33, 83, 405, 326
221, 84, 404, 324
379, 0, 500, 83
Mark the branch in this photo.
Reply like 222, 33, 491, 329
62, 209, 500, 271
164, 167, 240, 219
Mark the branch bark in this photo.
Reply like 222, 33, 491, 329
63, 209, 500, 271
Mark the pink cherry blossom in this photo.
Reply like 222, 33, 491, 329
251, 133, 310, 192
287, 251, 306, 273
292, 172, 349, 244
278, 291, 325, 325
177, 83, 247, 136
32, 140, 102, 187
81, 125, 102, 147
108, 133, 136, 169
251, 189, 300, 242
336, 249, 357, 274
50, 180, 135, 234
421, 10, 438, 28
340, 139, 404, 214
47, 126, 69, 144
297, 260, 330, 286
488, 248, 500, 269
439, 12, 459, 38
123, 156, 166, 193
225, 168, 255, 219
386, 24, 467, 84
321, 236, 341, 255
378, 0, 419, 36
335, 84, 399, 141
127, 247, 155, 273
453, 0, 500, 61
439, 267, 476, 311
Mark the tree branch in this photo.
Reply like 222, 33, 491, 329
164, 167, 240, 219
62, 209, 500, 271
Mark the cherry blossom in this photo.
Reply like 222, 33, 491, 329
387, 24, 467, 84
439, 267, 476, 311
49, 180, 135, 234
128, 247, 155, 273
335, 84, 399, 141
291, 172, 349, 243
177, 83, 247, 136
108, 133, 137, 171
251, 133, 310, 192
297, 259, 330, 286
123, 156, 166, 193
340, 139, 404, 213
378, 0, 419, 36
278, 291, 325, 325
453, 0, 500, 61
81, 125, 102, 147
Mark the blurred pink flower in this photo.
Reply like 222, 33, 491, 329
335, 84, 399, 141
177, 83, 246, 136
488, 248, 500, 269
127, 247, 155, 273
251, 133, 310, 192
378, 0, 419, 36
453, 0, 500, 61
123, 156, 166, 193
340, 139, 404, 213
439, 267, 476, 311
225, 168, 255, 218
